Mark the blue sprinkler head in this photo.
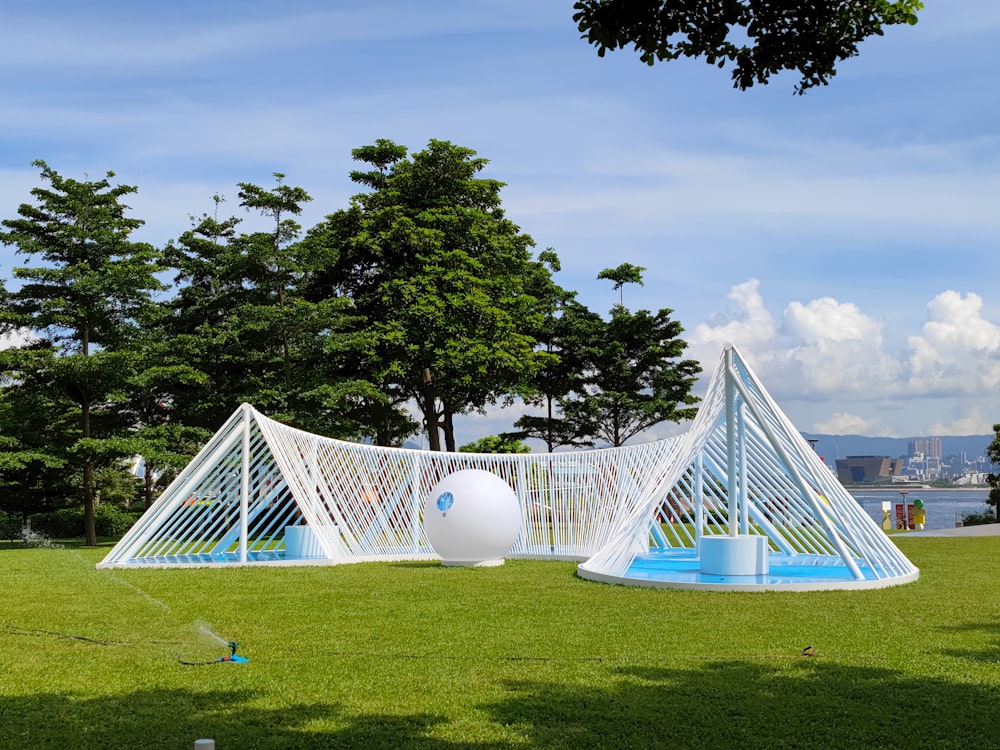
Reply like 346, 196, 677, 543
226, 641, 249, 663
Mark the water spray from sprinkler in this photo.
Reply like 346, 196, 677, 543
179, 625, 249, 665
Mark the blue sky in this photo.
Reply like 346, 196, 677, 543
2, 1, 999, 446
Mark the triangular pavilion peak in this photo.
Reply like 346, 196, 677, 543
99, 404, 345, 567
578, 345, 919, 591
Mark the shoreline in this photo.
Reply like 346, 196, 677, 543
846, 486, 988, 493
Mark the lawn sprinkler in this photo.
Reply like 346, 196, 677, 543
179, 639, 249, 666
223, 640, 248, 663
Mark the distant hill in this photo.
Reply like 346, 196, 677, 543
801, 433, 994, 462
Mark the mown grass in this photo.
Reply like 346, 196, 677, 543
1, 537, 998, 749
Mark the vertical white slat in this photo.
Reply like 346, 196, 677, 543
239, 403, 250, 563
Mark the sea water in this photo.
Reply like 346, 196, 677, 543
851, 489, 990, 530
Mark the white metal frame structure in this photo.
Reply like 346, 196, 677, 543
99, 346, 918, 591
577, 346, 919, 590
99, 407, 682, 568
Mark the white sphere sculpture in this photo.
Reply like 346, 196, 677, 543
423, 469, 522, 567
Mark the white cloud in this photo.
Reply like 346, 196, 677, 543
686, 280, 1000, 439
930, 407, 996, 437
689, 279, 777, 356
813, 412, 896, 437
782, 297, 882, 344
0, 329, 34, 349
908, 291, 1000, 395
689, 279, 902, 401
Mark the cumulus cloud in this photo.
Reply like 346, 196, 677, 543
907, 292, 1000, 394
929, 406, 996, 437
687, 280, 1000, 438
777, 297, 902, 398
813, 412, 897, 437
689, 279, 901, 401
688, 279, 777, 362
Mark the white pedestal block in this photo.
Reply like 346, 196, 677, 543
699, 535, 769, 576
284, 525, 325, 558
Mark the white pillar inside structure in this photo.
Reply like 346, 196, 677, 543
738, 400, 749, 536
239, 403, 250, 563
725, 346, 739, 537
694, 452, 704, 546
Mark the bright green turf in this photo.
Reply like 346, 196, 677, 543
1, 538, 998, 749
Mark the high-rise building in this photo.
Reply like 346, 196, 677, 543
907, 437, 942, 460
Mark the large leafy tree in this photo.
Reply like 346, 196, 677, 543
559, 266, 700, 447
159, 178, 383, 440
0, 161, 165, 544
308, 139, 551, 451
573, 0, 923, 93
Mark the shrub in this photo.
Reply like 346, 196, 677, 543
32, 507, 83, 538
94, 504, 139, 537
29, 505, 140, 539
961, 510, 997, 527
0, 510, 21, 542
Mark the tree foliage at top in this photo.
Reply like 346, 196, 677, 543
561, 303, 700, 446
597, 262, 646, 306
159, 177, 383, 441
573, 0, 923, 93
308, 139, 552, 451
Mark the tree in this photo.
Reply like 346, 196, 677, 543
459, 435, 532, 454
597, 262, 646, 305
984, 425, 1000, 521
158, 177, 387, 441
513, 297, 602, 452
0, 161, 165, 545
559, 266, 700, 447
0, 382, 69, 526
572, 0, 923, 93
308, 139, 551, 451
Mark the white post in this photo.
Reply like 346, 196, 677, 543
411, 451, 422, 552
738, 400, 749, 536
239, 404, 250, 564
725, 346, 738, 537
694, 452, 704, 547
194, 740, 215, 750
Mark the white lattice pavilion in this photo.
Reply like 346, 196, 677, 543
99, 346, 918, 591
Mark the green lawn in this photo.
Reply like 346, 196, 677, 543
1, 538, 998, 749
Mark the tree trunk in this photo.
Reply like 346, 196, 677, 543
81, 400, 97, 546
421, 368, 442, 451
546, 394, 555, 452
443, 409, 456, 453
83, 459, 97, 546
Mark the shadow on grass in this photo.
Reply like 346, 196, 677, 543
482, 660, 997, 750
939, 621, 1000, 663
3, 661, 997, 749
0, 688, 455, 750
